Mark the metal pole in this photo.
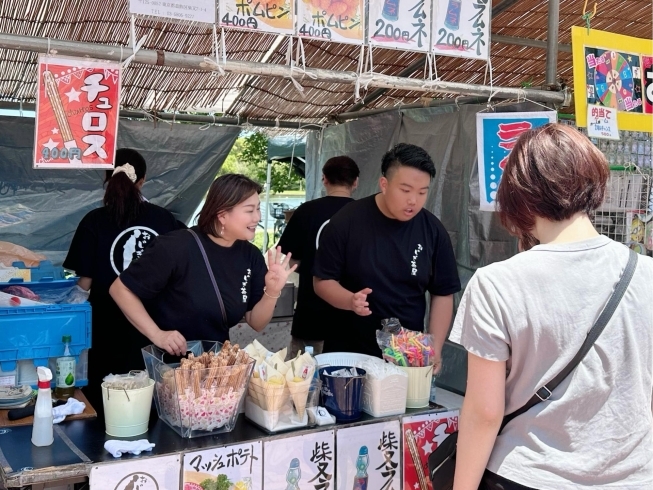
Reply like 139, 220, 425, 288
493, 34, 570, 53
263, 161, 273, 251
0, 33, 567, 105
545, 0, 560, 86
336, 96, 487, 122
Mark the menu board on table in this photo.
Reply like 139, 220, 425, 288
34, 55, 121, 169
264, 430, 334, 490
432, 0, 490, 60
219, 0, 294, 34
183, 442, 263, 490
336, 421, 401, 490
403, 410, 458, 490
129, 0, 216, 23
476, 111, 557, 211
90, 454, 181, 489
367, 0, 431, 52
296, 0, 364, 44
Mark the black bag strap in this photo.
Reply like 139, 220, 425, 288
500, 248, 638, 433
187, 229, 228, 325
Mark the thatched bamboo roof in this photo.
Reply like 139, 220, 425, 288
0, 0, 650, 123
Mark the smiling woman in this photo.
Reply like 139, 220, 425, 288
109, 174, 297, 357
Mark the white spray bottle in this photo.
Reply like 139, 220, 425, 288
31, 366, 54, 447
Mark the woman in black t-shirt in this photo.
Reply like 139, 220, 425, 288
63, 148, 182, 411
110, 174, 297, 356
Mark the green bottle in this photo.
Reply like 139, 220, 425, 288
54, 335, 76, 399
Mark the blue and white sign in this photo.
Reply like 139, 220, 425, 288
476, 111, 557, 211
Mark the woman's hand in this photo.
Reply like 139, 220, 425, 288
152, 329, 187, 356
265, 246, 298, 296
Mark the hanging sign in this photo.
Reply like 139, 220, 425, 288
219, 0, 294, 34
90, 454, 181, 489
572, 27, 653, 133
296, 0, 364, 44
367, 0, 431, 52
432, 0, 490, 60
476, 111, 557, 212
263, 430, 334, 490
402, 410, 458, 490
587, 104, 620, 140
336, 421, 401, 490
183, 442, 263, 490
34, 55, 121, 169
129, 0, 216, 23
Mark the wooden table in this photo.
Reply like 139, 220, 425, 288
0, 389, 96, 428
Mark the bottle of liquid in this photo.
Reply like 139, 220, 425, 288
32, 366, 54, 447
304, 346, 320, 380
285, 458, 301, 490
55, 335, 76, 399
353, 446, 369, 490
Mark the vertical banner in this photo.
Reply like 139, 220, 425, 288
432, 0, 490, 60
219, 0, 294, 34
402, 410, 458, 490
336, 421, 401, 490
476, 111, 557, 212
34, 55, 121, 169
90, 454, 181, 489
183, 442, 263, 490
572, 27, 653, 132
129, 0, 216, 23
367, 0, 431, 52
296, 0, 364, 44
264, 430, 334, 490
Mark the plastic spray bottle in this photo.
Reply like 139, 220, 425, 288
32, 366, 54, 447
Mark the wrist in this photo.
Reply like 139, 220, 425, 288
263, 286, 281, 299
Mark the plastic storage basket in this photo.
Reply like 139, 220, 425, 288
315, 353, 408, 418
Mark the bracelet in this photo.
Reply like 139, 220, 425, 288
263, 287, 281, 299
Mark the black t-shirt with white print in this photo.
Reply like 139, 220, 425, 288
120, 226, 268, 343
278, 196, 354, 340
313, 194, 461, 357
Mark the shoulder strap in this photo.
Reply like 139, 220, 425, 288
187, 229, 228, 326
500, 248, 638, 432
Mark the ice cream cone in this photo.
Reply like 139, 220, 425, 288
263, 382, 289, 428
248, 376, 265, 407
287, 378, 311, 418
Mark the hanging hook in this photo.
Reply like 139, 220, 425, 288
582, 0, 597, 35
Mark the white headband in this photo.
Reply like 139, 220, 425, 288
112, 163, 137, 183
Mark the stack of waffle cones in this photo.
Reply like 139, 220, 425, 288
286, 367, 314, 419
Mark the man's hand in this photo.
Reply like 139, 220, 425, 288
153, 329, 187, 356
351, 288, 373, 316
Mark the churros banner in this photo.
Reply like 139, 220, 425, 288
219, 0, 294, 34
402, 410, 458, 490
367, 0, 431, 52
572, 27, 653, 133
34, 55, 121, 169
296, 0, 364, 44
476, 111, 557, 212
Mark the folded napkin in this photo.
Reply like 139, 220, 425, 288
104, 439, 155, 458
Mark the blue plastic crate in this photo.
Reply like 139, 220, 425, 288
0, 300, 91, 388
3, 260, 67, 284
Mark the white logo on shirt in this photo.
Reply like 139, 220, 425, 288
315, 219, 330, 250
411, 244, 423, 276
110, 226, 158, 275
241, 268, 252, 303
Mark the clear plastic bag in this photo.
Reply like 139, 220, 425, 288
103, 371, 151, 390
0, 242, 46, 268
376, 317, 435, 367
0, 284, 88, 304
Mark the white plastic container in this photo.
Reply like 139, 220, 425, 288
102, 378, 154, 437
399, 365, 434, 408
32, 366, 54, 447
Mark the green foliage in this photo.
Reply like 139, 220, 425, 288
199, 475, 232, 490
219, 132, 303, 194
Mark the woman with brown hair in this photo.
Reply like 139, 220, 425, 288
110, 174, 296, 356
449, 124, 653, 489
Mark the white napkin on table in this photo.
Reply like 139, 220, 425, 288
104, 439, 155, 458
53, 398, 86, 424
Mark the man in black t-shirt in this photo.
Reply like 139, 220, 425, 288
279, 156, 360, 358
313, 144, 461, 364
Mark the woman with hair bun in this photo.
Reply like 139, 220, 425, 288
64, 148, 182, 411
